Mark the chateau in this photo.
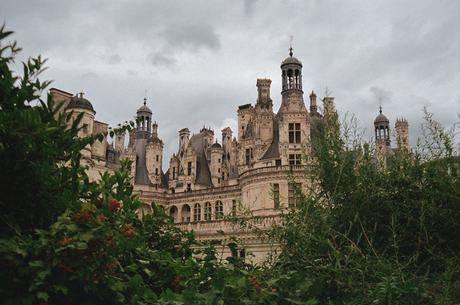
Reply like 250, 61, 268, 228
50, 49, 409, 263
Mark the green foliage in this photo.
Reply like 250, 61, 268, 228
0, 24, 110, 236
262, 109, 460, 303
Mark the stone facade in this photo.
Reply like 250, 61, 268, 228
50, 49, 409, 263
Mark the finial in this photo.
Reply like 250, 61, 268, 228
379, 97, 382, 113
379, 106, 382, 114
79, 91, 85, 98
143, 97, 147, 106
289, 35, 294, 57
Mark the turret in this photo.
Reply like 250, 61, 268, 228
395, 117, 410, 150
208, 140, 223, 186
145, 121, 164, 187
64, 92, 96, 159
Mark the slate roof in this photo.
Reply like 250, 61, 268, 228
260, 116, 280, 160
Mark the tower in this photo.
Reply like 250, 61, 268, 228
394, 118, 410, 150
136, 98, 152, 140
280, 46, 303, 101
277, 48, 308, 166
133, 98, 153, 185
145, 121, 164, 188
374, 107, 391, 149
64, 92, 96, 159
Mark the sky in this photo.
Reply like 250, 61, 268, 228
2, 0, 459, 168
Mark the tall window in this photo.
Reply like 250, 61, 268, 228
288, 183, 301, 207
289, 154, 301, 165
273, 184, 280, 208
232, 200, 237, 217
187, 162, 192, 176
204, 202, 212, 221
215, 201, 223, 219
245, 148, 252, 165
194, 203, 201, 221
289, 123, 301, 143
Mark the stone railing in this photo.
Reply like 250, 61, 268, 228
174, 214, 281, 235
239, 165, 304, 180
138, 185, 241, 199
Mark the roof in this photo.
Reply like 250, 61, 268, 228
374, 113, 389, 124
137, 98, 152, 114
260, 116, 280, 160
211, 141, 222, 149
281, 55, 302, 67
65, 94, 95, 112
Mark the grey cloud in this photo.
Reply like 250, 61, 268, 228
244, 0, 257, 16
370, 87, 394, 105
161, 23, 220, 51
149, 52, 176, 67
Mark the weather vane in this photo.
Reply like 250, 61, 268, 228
289, 36, 294, 56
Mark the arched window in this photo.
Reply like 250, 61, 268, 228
215, 201, 223, 219
204, 202, 212, 221
181, 204, 191, 222
194, 203, 201, 221
170, 206, 178, 223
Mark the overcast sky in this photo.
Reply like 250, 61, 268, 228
2, 0, 459, 168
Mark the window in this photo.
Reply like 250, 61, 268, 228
155, 168, 158, 175
273, 184, 280, 208
82, 124, 88, 133
276, 159, 282, 166
288, 183, 301, 207
218, 168, 220, 173
204, 202, 212, 221
187, 184, 191, 192
187, 162, 192, 176
194, 203, 201, 221
215, 201, 223, 219
289, 123, 301, 143
289, 154, 301, 165
172, 167, 176, 180
246, 148, 252, 165
232, 200, 237, 217
218, 158, 221, 163
156, 155, 159, 162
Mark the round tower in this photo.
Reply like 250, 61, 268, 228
374, 107, 391, 148
209, 140, 223, 186
64, 92, 96, 159
136, 98, 152, 140
280, 47, 303, 100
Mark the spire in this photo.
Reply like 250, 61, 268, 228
289, 35, 294, 57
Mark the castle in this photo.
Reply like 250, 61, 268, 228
50, 48, 409, 262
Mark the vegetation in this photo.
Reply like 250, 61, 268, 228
1, 25, 459, 304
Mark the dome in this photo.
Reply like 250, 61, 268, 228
65, 93, 94, 112
374, 108, 389, 124
211, 142, 222, 149
281, 46, 302, 67
137, 98, 152, 114
147, 135, 163, 145
281, 55, 303, 67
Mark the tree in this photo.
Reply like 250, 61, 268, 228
260, 108, 460, 303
